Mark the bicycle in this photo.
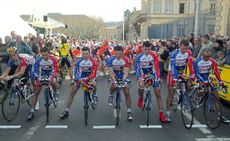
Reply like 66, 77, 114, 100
81, 82, 97, 126
140, 75, 155, 127
1, 77, 34, 122
110, 80, 127, 127
189, 76, 222, 129
40, 76, 58, 124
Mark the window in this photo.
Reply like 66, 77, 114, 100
165, 0, 173, 13
208, 25, 215, 33
210, 3, 216, 15
179, 3, 185, 14
153, 1, 161, 13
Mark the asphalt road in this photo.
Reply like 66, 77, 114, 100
0, 75, 229, 141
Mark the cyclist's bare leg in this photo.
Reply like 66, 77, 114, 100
31, 86, 41, 111
110, 84, 116, 95
65, 85, 78, 110
154, 88, 163, 111
50, 79, 57, 93
124, 86, 131, 109
137, 79, 144, 98
69, 67, 73, 80
166, 86, 174, 111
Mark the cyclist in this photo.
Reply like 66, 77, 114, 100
135, 41, 166, 123
58, 37, 74, 83
106, 45, 133, 121
59, 47, 98, 119
97, 39, 110, 76
193, 48, 223, 97
27, 47, 59, 121
0, 47, 34, 87
166, 39, 195, 122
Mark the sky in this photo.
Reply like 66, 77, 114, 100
0, 0, 141, 22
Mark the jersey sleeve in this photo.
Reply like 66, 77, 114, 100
34, 57, 42, 78
211, 58, 222, 82
7, 60, 13, 68
50, 56, 59, 78
151, 51, 160, 79
187, 57, 195, 77
74, 59, 81, 80
20, 57, 28, 68
123, 56, 131, 68
170, 51, 176, 79
135, 54, 141, 78
106, 56, 114, 68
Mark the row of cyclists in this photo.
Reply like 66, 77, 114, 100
0, 38, 223, 124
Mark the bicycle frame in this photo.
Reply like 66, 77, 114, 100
11, 78, 33, 102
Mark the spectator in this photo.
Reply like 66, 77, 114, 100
192, 38, 202, 58
15, 35, 33, 55
0, 37, 2, 45
211, 39, 225, 59
24, 36, 29, 44
0, 37, 8, 74
198, 34, 213, 57
226, 41, 230, 65
158, 41, 168, 77
4, 36, 11, 47
30, 37, 39, 56
9, 31, 17, 47
216, 51, 226, 66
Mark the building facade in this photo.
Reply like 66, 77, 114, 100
130, 0, 229, 39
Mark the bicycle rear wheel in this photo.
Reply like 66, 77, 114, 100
2, 89, 20, 122
180, 93, 193, 129
204, 94, 221, 129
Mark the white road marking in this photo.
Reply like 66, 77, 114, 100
196, 138, 230, 141
140, 125, 162, 129
178, 107, 212, 134
93, 125, 116, 129
190, 124, 207, 128
0, 125, 21, 129
21, 117, 45, 141
45, 125, 68, 129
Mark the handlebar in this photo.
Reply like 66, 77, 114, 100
115, 80, 127, 89
40, 76, 50, 86
144, 75, 155, 86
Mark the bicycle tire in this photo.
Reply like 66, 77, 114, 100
146, 102, 151, 126
204, 94, 221, 129
115, 91, 121, 127
180, 93, 193, 129
44, 88, 50, 124
2, 90, 20, 122
84, 91, 89, 126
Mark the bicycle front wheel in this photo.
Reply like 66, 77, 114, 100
2, 90, 20, 122
84, 91, 89, 126
26, 85, 34, 106
146, 103, 151, 127
180, 93, 193, 129
44, 88, 50, 124
204, 94, 221, 129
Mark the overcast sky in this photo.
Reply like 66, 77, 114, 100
1, 0, 141, 22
